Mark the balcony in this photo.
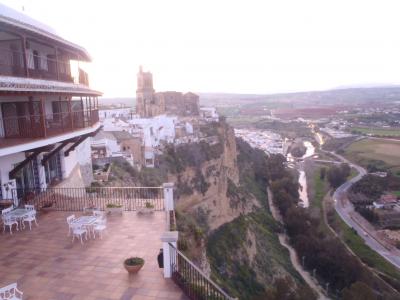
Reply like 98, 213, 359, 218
0, 46, 89, 86
0, 107, 99, 150
0, 186, 235, 300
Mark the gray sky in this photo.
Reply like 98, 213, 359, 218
3, 0, 400, 97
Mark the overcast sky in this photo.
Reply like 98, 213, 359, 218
2, 0, 400, 97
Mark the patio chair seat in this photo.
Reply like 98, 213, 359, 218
0, 282, 23, 299
2, 215, 18, 235
22, 211, 38, 230
72, 226, 88, 244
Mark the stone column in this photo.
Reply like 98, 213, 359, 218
163, 182, 174, 211
160, 231, 178, 278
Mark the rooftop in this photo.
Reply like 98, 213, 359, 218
0, 211, 187, 300
0, 76, 101, 96
0, 4, 91, 61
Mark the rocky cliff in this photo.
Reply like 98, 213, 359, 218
167, 120, 257, 231
158, 120, 307, 299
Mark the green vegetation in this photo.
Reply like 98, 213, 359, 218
160, 141, 224, 174
327, 163, 351, 188
124, 257, 144, 266
207, 211, 300, 299
322, 136, 358, 152
329, 211, 400, 286
343, 138, 400, 173
348, 168, 358, 180
254, 120, 313, 139
351, 127, 400, 137
313, 167, 327, 212
290, 143, 307, 158
393, 191, 400, 197
106, 203, 122, 208
269, 155, 399, 298
204, 139, 307, 299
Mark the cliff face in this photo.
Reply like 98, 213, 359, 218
159, 120, 303, 299
169, 121, 257, 231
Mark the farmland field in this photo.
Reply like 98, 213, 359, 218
343, 138, 400, 174
350, 126, 400, 137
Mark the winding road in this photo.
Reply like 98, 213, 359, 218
324, 150, 400, 269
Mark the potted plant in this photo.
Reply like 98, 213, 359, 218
124, 257, 144, 273
138, 201, 155, 214
105, 203, 123, 214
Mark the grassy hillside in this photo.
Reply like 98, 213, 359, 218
343, 138, 400, 174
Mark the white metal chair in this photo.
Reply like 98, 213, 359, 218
93, 218, 107, 239
2, 215, 18, 235
22, 210, 38, 230
0, 282, 23, 300
1, 207, 13, 216
24, 204, 35, 211
66, 214, 76, 236
71, 224, 88, 244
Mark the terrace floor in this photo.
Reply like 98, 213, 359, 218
0, 211, 187, 300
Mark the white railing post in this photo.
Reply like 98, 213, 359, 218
160, 232, 178, 278
163, 182, 174, 211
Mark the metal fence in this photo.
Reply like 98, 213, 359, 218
11, 187, 164, 211
169, 243, 235, 300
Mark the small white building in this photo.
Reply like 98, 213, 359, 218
200, 107, 219, 121
91, 131, 121, 158
99, 108, 132, 120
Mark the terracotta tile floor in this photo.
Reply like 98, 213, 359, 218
0, 211, 188, 300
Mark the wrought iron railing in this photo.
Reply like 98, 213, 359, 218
10, 187, 164, 211
169, 243, 235, 300
0, 108, 99, 139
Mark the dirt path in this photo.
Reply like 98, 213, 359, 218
267, 187, 329, 300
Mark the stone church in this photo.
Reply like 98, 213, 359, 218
136, 66, 200, 118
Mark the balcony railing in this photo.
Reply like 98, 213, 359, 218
0, 47, 87, 85
10, 187, 164, 211
0, 108, 99, 139
169, 243, 235, 300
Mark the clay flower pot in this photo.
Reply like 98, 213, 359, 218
124, 257, 144, 274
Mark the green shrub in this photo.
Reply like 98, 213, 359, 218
124, 257, 144, 266
106, 203, 122, 208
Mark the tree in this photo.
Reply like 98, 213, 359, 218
320, 168, 326, 180
263, 276, 317, 300
267, 154, 287, 180
342, 281, 377, 300
327, 163, 351, 188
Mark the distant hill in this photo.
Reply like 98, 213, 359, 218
199, 86, 400, 107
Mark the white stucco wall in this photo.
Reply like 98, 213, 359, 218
0, 152, 25, 198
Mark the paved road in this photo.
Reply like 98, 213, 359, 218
327, 150, 400, 269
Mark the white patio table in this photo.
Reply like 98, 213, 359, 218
7, 208, 34, 228
71, 216, 98, 239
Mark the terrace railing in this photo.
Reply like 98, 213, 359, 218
11, 186, 164, 211
169, 243, 235, 300
0, 108, 99, 139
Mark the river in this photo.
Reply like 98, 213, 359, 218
295, 141, 315, 208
